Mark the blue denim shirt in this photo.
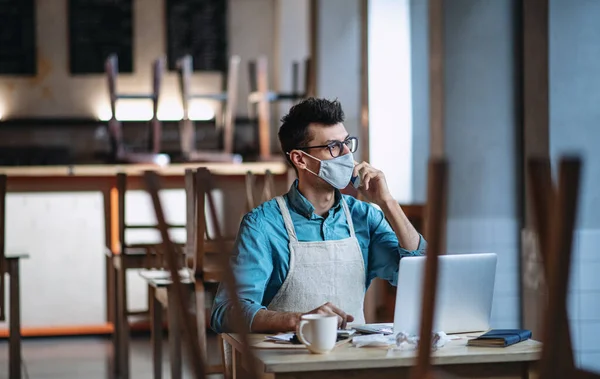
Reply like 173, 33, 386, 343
210, 180, 427, 333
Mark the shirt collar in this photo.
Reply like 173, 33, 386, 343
286, 179, 342, 219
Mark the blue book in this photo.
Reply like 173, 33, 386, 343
467, 329, 532, 347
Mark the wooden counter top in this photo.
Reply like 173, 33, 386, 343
0, 161, 289, 177
224, 333, 542, 374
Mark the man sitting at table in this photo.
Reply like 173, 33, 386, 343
211, 98, 426, 333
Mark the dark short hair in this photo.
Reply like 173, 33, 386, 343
278, 98, 345, 167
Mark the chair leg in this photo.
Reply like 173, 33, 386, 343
8, 259, 22, 379
220, 334, 233, 379
167, 285, 182, 379
150, 286, 163, 379
111, 256, 121, 376
195, 281, 207, 364
116, 262, 130, 379
106, 254, 115, 323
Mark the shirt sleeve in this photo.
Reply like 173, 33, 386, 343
367, 206, 427, 286
210, 212, 273, 333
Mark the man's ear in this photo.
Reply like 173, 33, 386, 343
289, 150, 307, 171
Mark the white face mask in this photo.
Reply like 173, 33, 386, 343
301, 151, 355, 189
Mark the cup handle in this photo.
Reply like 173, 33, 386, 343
296, 320, 312, 348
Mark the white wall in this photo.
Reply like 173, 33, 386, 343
273, 0, 310, 152
443, 0, 520, 330
368, 0, 413, 203
230, 0, 276, 117
315, 0, 362, 161
0, 0, 275, 120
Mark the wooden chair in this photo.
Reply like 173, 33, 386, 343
142, 169, 260, 379
176, 54, 243, 163
0, 174, 29, 379
105, 54, 168, 164
247, 56, 312, 160
108, 172, 186, 379
528, 157, 600, 379
141, 167, 267, 378
245, 169, 276, 212
408, 158, 448, 379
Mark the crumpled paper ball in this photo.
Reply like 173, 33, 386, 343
394, 331, 449, 350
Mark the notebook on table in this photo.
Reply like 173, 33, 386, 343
467, 329, 532, 347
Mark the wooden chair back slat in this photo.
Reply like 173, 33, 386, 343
177, 56, 194, 156
245, 170, 277, 212
245, 171, 256, 212
409, 158, 448, 379
194, 169, 208, 277
116, 173, 127, 254
223, 56, 241, 155
262, 169, 276, 202
185, 169, 197, 265
150, 58, 165, 154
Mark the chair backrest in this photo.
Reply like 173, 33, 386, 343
527, 159, 575, 368
0, 174, 6, 321
177, 55, 241, 156
184, 168, 229, 275
529, 157, 600, 379
105, 54, 165, 159
244, 170, 277, 213
157, 169, 261, 378
115, 173, 185, 267
249, 58, 311, 98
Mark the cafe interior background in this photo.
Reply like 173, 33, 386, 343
0, 0, 599, 377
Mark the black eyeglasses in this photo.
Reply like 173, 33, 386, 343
295, 136, 358, 158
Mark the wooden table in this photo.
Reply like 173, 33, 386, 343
222, 333, 542, 379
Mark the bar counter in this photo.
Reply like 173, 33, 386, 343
0, 162, 290, 337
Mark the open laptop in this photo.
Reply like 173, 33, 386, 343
353, 253, 497, 336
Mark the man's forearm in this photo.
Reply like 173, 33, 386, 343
377, 198, 421, 251
251, 309, 301, 333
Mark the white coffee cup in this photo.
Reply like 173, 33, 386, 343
296, 314, 338, 354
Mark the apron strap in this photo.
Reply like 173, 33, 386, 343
340, 197, 356, 237
275, 196, 298, 242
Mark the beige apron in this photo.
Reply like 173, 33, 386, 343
267, 196, 366, 324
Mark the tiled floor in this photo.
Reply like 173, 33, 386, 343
0, 333, 223, 379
